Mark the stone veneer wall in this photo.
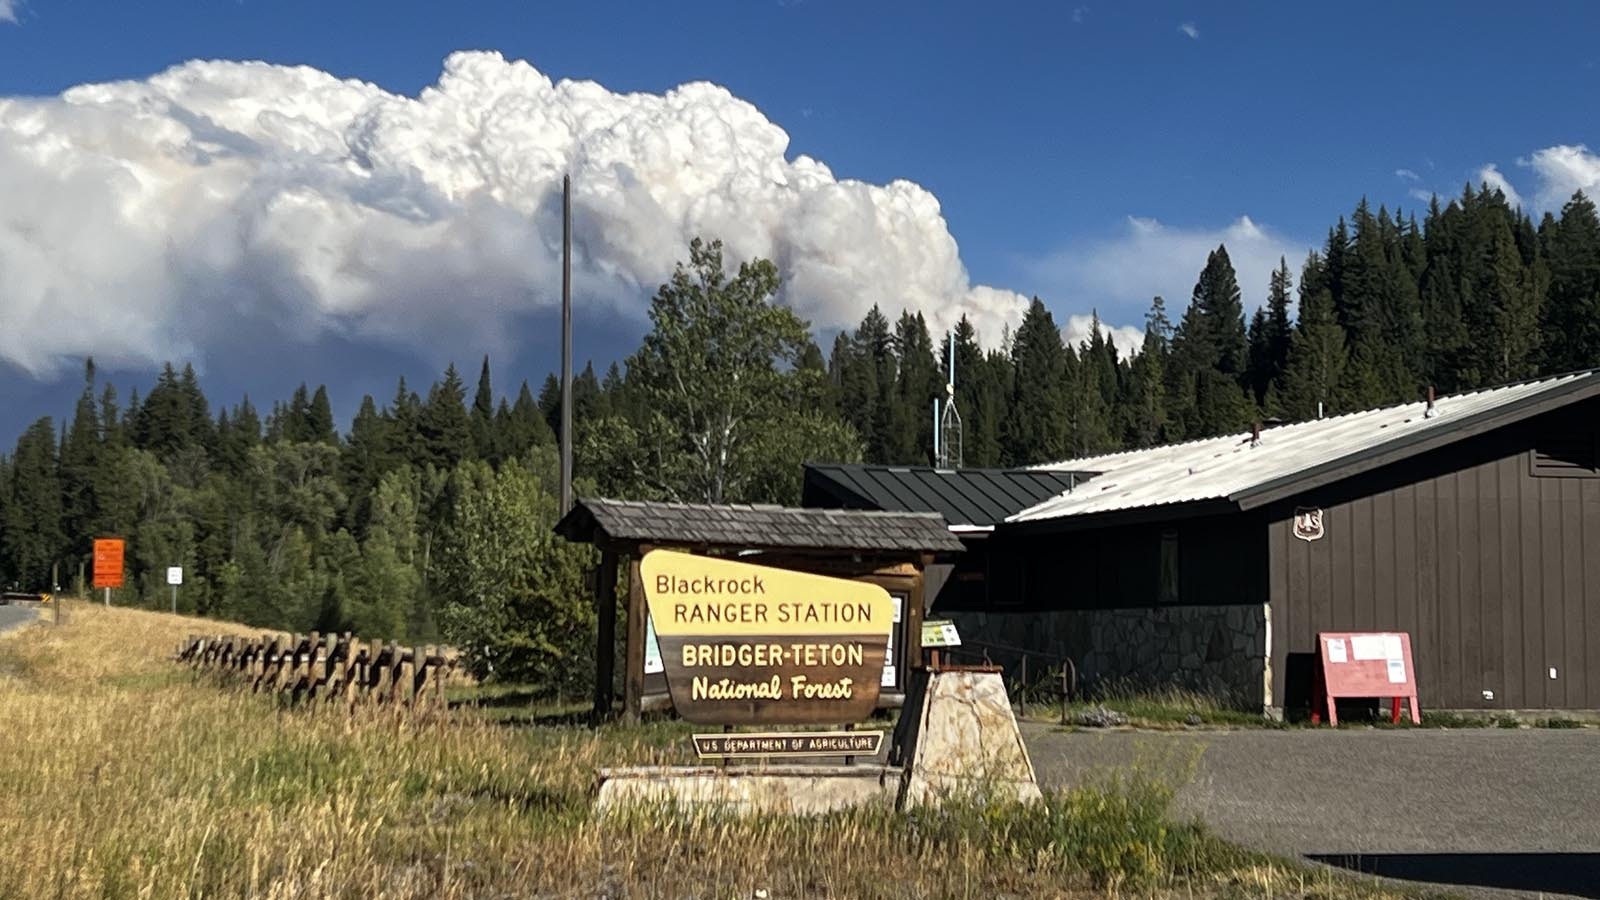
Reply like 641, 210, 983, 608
946, 604, 1271, 713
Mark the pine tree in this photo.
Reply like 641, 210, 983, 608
417, 364, 472, 471
99, 382, 123, 449
1282, 253, 1350, 420
307, 386, 336, 445
888, 311, 939, 464
830, 306, 894, 462
1170, 245, 1253, 437
507, 380, 552, 457
471, 356, 495, 460
1125, 297, 1172, 447
1002, 298, 1068, 464
1542, 191, 1600, 371
1065, 318, 1117, 455
3, 418, 65, 588
59, 360, 102, 562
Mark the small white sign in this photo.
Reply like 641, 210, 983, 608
1351, 635, 1387, 660
643, 614, 663, 675
1326, 638, 1348, 664
1382, 634, 1403, 660
921, 619, 963, 648
1386, 658, 1407, 684
880, 664, 896, 687
166, 566, 183, 586
891, 595, 903, 623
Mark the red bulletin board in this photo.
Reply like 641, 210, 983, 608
1312, 631, 1420, 726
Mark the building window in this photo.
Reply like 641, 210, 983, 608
1158, 530, 1180, 603
1531, 434, 1599, 478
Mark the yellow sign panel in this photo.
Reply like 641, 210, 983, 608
641, 550, 895, 725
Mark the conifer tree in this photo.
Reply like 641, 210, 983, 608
889, 311, 939, 464
1125, 297, 1172, 447
1002, 298, 1068, 464
1542, 191, 1600, 371
307, 386, 336, 445
3, 418, 65, 587
1282, 253, 1350, 420
471, 356, 495, 459
418, 364, 472, 471
59, 360, 102, 559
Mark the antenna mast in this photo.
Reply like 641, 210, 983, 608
937, 330, 963, 468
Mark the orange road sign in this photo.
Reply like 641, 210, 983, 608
92, 538, 125, 589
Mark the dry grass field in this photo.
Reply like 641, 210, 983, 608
0, 601, 1420, 899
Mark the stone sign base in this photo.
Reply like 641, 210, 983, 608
593, 669, 1040, 816
595, 765, 901, 816
896, 667, 1042, 807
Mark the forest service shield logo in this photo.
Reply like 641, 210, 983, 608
1292, 507, 1325, 542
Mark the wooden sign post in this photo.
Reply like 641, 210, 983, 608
1312, 631, 1420, 726
641, 549, 895, 727
92, 537, 125, 606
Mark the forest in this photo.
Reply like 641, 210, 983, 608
2, 185, 1597, 689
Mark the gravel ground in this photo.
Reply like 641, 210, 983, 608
1024, 723, 1600, 899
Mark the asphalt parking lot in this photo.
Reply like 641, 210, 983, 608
0, 603, 37, 634
1024, 724, 1600, 898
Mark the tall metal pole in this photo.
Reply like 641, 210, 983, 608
559, 174, 574, 514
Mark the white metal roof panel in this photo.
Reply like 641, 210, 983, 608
1010, 371, 1599, 523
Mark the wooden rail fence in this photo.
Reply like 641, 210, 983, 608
176, 632, 459, 710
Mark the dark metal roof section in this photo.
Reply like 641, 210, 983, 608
801, 463, 1093, 528
554, 497, 965, 553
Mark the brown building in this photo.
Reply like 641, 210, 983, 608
806, 371, 1600, 716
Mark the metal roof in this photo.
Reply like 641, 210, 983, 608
1011, 370, 1600, 525
802, 464, 1090, 528
555, 497, 965, 553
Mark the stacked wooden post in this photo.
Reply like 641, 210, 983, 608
175, 632, 458, 712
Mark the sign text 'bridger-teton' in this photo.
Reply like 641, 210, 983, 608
640, 550, 895, 725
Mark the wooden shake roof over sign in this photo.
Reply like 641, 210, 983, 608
555, 497, 964, 553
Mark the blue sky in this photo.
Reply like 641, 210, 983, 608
2, 0, 1598, 433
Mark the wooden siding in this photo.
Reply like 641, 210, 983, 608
1268, 399, 1600, 710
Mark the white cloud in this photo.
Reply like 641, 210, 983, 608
0, 52, 1026, 378
1179, 22, 1199, 39
0, 0, 17, 23
1023, 214, 1310, 328
1394, 168, 1420, 181
1476, 163, 1524, 210
1061, 314, 1142, 359
1072, 6, 1088, 23
1521, 144, 1600, 211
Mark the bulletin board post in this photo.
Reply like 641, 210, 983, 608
1312, 631, 1420, 726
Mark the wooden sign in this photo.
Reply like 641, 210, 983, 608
641, 550, 894, 725
1312, 631, 1420, 726
92, 538, 125, 589
692, 730, 884, 759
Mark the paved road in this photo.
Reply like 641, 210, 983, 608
0, 604, 38, 634
1024, 724, 1600, 898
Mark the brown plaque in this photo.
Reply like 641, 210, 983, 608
642, 551, 894, 726
692, 730, 884, 759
